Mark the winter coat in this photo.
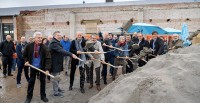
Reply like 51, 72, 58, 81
132, 38, 150, 55
0, 40, 15, 57
60, 39, 71, 52
23, 42, 51, 71
70, 38, 87, 66
114, 43, 129, 58
48, 38, 72, 73
16, 42, 27, 60
150, 37, 164, 55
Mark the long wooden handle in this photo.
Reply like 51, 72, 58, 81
25, 62, 55, 78
79, 52, 106, 54
141, 59, 147, 63
117, 57, 136, 60
75, 57, 83, 61
92, 58, 116, 68
104, 44, 124, 51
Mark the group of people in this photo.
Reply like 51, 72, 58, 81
0, 31, 184, 103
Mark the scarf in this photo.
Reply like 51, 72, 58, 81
118, 42, 125, 47
34, 43, 40, 58
75, 39, 86, 68
21, 42, 25, 53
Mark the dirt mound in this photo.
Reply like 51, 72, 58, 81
88, 45, 200, 103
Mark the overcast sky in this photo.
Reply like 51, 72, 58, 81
0, 0, 138, 8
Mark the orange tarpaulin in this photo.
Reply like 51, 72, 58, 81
84, 34, 100, 40
145, 35, 173, 41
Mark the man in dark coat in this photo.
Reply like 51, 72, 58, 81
150, 31, 164, 56
132, 32, 139, 43
0, 35, 15, 78
135, 33, 150, 67
69, 32, 87, 93
125, 35, 134, 73
16, 36, 29, 88
49, 31, 77, 97
132, 33, 150, 55
102, 33, 113, 84
24, 32, 51, 103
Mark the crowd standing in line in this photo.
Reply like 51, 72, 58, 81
0, 31, 184, 103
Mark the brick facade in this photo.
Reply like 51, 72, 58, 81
17, 2, 200, 39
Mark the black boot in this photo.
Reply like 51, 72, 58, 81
96, 85, 101, 91
69, 85, 73, 91
80, 88, 85, 93
104, 80, 107, 85
89, 84, 93, 89
25, 98, 31, 103
41, 97, 48, 102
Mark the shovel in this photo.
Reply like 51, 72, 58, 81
103, 44, 130, 52
25, 62, 61, 81
92, 58, 123, 69
78, 52, 106, 54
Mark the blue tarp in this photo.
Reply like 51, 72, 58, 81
127, 23, 167, 34
164, 27, 181, 34
181, 23, 191, 46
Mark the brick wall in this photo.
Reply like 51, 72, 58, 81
19, 2, 200, 39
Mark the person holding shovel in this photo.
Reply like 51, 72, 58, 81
49, 31, 77, 97
113, 36, 129, 80
69, 32, 87, 93
23, 32, 51, 103
86, 34, 105, 91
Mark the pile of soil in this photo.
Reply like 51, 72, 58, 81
88, 45, 200, 103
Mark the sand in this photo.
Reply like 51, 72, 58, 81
88, 45, 200, 103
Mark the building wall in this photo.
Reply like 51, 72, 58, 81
18, 2, 200, 39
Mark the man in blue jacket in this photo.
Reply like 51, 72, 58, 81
60, 35, 71, 77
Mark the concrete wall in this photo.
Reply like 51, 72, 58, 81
19, 2, 200, 39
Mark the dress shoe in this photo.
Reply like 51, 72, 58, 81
17, 84, 22, 88
80, 88, 85, 93
3, 74, 7, 78
112, 77, 115, 81
41, 97, 48, 102
69, 86, 73, 91
58, 89, 65, 93
96, 85, 101, 91
8, 74, 13, 76
104, 81, 107, 85
89, 84, 93, 89
25, 98, 31, 103
54, 93, 64, 98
